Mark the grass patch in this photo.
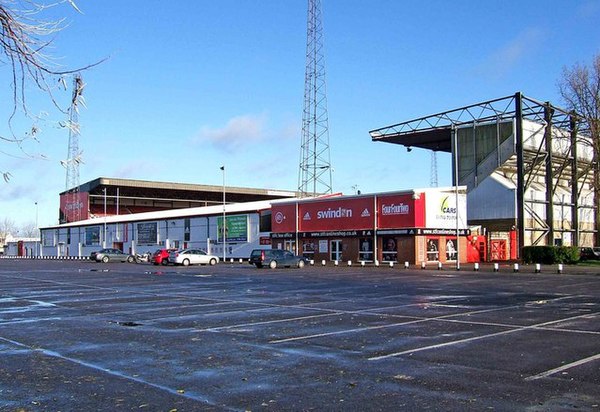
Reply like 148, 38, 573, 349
577, 260, 600, 267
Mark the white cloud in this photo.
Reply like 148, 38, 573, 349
478, 27, 545, 79
193, 114, 268, 151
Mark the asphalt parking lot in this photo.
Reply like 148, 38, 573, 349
0, 260, 599, 411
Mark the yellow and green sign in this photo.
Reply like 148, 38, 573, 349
217, 215, 248, 243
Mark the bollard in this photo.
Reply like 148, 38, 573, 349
239, 258, 243, 264
513, 263, 519, 273
334, 260, 339, 266
474, 262, 479, 271
557, 263, 563, 274
493, 263, 499, 272
310, 259, 315, 266
438, 262, 443, 270
347, 260, 352, 266
230, 258, 234, 263
421, 261, 426, 270
389, 261, 394, 268
360, 261, 365, 267
404, 261, 409, 269
374, 260, 380, 267
321, 260, 326, 266
535, 263, 541, 273
455, 262, 460, 271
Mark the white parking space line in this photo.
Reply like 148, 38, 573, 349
524, 353, 600, 381
368, 311, 599, 361
194, 313, 338, 332
269, 305, 523, 344
268, 295, 585, 345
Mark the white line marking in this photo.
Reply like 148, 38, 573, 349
269, 295, 583, 345
0, 335, 219, 406
524, 353, 600, 381
368, 311, 599, 361
269, 305, 519, 344
194, 313, 337, 332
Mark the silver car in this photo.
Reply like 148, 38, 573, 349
168, 249, 219, 266
90, 248, 136, 263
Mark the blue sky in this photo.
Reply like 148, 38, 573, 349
1, 0, 599, 229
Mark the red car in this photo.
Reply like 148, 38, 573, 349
152, 249, 177, 265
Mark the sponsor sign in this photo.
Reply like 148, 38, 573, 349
377, 229, 417, 235
299, 197, 374, 232
304, 230, 359, 238
377, 194, 424, 229
217, 215, 248, 243
271, 204, 297, 233
59, 192, 89, 223
85, 226, 100, 246
271, 232, 295, 239
425, 191, 467, 229
137, 222, 157, 245
420, 228, 470, 235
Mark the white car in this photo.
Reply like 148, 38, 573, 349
168, 249, 219, 266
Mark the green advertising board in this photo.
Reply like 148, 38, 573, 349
217, 215, 248, 242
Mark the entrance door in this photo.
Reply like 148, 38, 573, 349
330, 240, 342, 262
284, 240, 295, 253
490, 240, 507, 260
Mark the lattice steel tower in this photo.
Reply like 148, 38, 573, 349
298, 0, 332, 197
430, 152, 438, 187
63, 74, 85, 222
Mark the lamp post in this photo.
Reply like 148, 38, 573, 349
103, 188, 107, 248
221, 165, 226, 262
35, 201, 38, 257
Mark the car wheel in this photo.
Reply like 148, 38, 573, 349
182, 259, 190, 266
297, 260, 305, 269
161, 258, 168, 266
209, 258, 217, 266
269, 260, 277, 269
127, 256, 135, 263
102, 256, 109, 263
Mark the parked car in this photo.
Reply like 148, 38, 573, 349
152, 248, 177, 265
249, 249, 308, 269
579, 247, 600, 260
90, 248, 136, 263
168, 249, 219, 266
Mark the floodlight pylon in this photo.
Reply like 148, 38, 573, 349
298, 0, 332, 197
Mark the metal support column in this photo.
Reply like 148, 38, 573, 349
544, 103, 555, 244
515, 92, 525, 258
570, 113, 579, 246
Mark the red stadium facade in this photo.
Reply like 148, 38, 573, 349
271, 188, 486, 265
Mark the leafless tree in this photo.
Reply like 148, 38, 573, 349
0, 217, 18, 243
0, 0, 100, 182
19, 220, 38, 237
558, 53, 600, 245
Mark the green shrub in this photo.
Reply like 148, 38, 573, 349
522, 246, 579, 264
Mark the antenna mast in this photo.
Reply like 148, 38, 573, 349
64, 74, 85, 222
430, 151, 438, 187
298, 0, 332, 197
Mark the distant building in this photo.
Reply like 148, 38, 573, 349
59, 177, 298, 223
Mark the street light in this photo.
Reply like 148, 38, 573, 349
220, 165, 226, 262
103, 188, 107, 248
35, 201, 38, 257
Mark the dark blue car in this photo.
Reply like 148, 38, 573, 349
249, 249, 308, 269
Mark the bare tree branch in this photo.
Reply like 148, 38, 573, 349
0, 0, 105, 178
558, 53, 600, 245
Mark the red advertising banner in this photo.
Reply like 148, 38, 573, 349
271, 203, 297, 233
299, 197, 375, 232
377, 193, 425, 229
59, 192, 89, 223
